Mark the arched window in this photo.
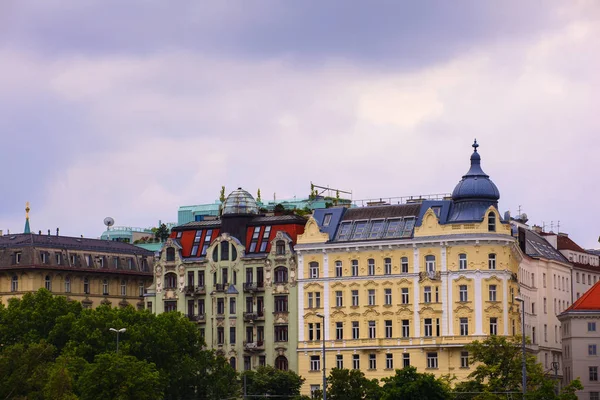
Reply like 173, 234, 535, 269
65, 276, 71, 293
230, 357, 236, 370
231, 245, 237, 261
212, 247, 219, 262
275, 355, 288, 371
488, 213, 496, 232
274, 266, 288, 283
11, 275, 18, 292
166, 247, 175, 261
221, 241, 229, 261
165, 273, 177, 289
45, 275, 52, 291
276, 240, 286, 255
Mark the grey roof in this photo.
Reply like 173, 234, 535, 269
174, 220, 221, 230
340, 204, 421, 221
0, 233, 153, 256
523, 229, 569, 263
251, 215, 308, 224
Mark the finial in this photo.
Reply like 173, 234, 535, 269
24, 202, 31, 234
472, 139, 479, 152
25, 201, 30, 219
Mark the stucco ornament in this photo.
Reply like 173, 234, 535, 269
155, 266, 163, 293
265, 261, 272, 287
178, 265, 185, 292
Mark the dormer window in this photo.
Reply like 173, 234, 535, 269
369, 220, 385, 239
323, 213, 332, 227
41, 252, 47, 264
351, 221, 369, 240
276, 240, 286, 255
15, 252, 21, 264
336, 222, 352, 241
488, 213, 496, 232
166, 247, 176, 262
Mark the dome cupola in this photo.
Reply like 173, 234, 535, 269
222, 188, 259, 215
451, 139, 500, 202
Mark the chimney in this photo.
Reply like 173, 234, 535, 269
532, 225, 543, 233
48, 229, 51, 235
56, 228, 59, 236
39, 230, 41, 235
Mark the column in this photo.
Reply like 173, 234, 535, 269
441, 246, 448, 336
474, 272, 483, 335
323, 252, 330, 340
298, 253, 305, 342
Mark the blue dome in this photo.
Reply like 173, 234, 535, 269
222, 188, 259, 215
451, 140, 500, 202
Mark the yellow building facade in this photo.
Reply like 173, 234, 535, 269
295, 142, 521, 395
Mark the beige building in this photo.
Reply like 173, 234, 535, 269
0, 232, 154, 308
559, 281, 600, 400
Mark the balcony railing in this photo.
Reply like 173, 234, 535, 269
243, 341, 265, 351
214, 284, 226, 292
243, 283, 257, 292
243, 312, 257, 321
419, 271, 441, 282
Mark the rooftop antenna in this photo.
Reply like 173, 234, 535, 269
517, 205, 522, 216
542, 221, 546, 232
550, 221, 554, 232
557, 220, 561, 233
104, 217, 115, 241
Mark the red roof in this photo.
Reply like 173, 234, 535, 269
557, 235, 587, 253
566, 280, 600, 311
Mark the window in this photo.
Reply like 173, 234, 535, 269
489, 285, 497, 301
191, 230, 202, 255
83, 277, 90, 294
488, 212, 496, 231
221, 241, 230, 261
544, 298, 547, 314
351, 260, 358, 276
369, 220, 385, 238
120, 280, 126, 296
244, 356, 252, 371
337, 222, 352, 241
336, 322, 344, 340
590, 322, 597, 332
488, 254, 496, 269
309, 262, 319, 279
490, 317, 498, 335
275, 296, 288, 312
230, 327, 236, 344
385, 320, 392, 338
460, 318, 469, 336
401, 288, 409, 304
427, 352, 438, 369
425, 255, 436, 272
275, 326, 288, 342
323, 213, 332, 227
544, 324, 548, 342
352, 321, 359, 339
249, 227, 261, 253
102, 279, 108, 295
590, 367, 598, 382
402, 320, 410, 338
424, 318, 433, 337
384, 258, 392, 275
11, 275, 18, 292
166, 247, 175, 261
590, 392, 600, 400
201, 229, 212, 256
14, 252, 22, 264
401, 257, 409, 273
543, 273, 546, 287
56, 253, 62, 265
366, 259, 375, 276
352, 290, 359, 306
352, 354, 360, 370
403, 353, 410, 367
385, 219, 402, 237
384, 288, 392, 305
315, 292, 321, 308
459, 254, 467, 270
590, 344, 598, 356
369, 353, 377, 369
44, 275, 53, 291
310, 356, 320, 371
336, 355, 343, 369
164, 273, 177, 289
460, 351, 469, 368
230, 298, 237, 314
41, 252, 48, 264
386, 353, 393, 369
368, 289, 376, 306
274, 266, 288, 283
259, 226, 271, 252
276, 240, 286, 255
230, 357, 236, 370
335, 261, 343, 277
459, 285, 468, 302
368, 320, 376, 338
424, 286, 432, 303
308, 293, 314, 309
351, 221, 369, 240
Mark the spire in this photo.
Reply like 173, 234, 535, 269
24, 202, 31, 234
472, 138, 479, 152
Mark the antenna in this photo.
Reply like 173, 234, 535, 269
557, 220, 560, 233
104, 217, 115, 241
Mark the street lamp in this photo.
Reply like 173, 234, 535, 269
316, 312, 327, 400
515, 296, 526, 398
109, 328, 126, 354
551, 361, 560, 395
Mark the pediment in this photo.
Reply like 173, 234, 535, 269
297, 217, 329, 244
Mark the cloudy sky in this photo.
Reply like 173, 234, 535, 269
1, 1, 599, 247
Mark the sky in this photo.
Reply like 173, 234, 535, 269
1, 1, 599, 248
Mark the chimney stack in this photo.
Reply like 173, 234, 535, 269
48, 229, 51, 235
56, 228, 59, 236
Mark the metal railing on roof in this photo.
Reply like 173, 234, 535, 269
353, 193, 452, 207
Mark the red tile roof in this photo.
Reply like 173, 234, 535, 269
557, 235, 587, 253
566, 280, 600, 311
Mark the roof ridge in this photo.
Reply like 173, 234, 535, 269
566, 280, 600, 311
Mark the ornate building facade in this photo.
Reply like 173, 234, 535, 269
147, 188, 306, 373
295, 142, 522, 395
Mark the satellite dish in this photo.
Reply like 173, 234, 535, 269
520, 213, 528, 223
104, 217, 115, 228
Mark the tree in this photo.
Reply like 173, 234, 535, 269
380, 367, 451, 400
77, 353, 163, 400
325, 368, 382, 400
220, 186, 226, 202
242, 365, 305, 398
153, 223, 170, 242
257, 188, 262, 203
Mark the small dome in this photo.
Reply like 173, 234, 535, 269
451, 140, 500, 202
222, 188, 259, 215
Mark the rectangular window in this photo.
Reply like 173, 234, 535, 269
424, 318, 433, 337
544, 324, 548, 342
308, 292, 313, 309
352, 321, 359, 339
590, 366, 598, 382
335, 261, 343, 277
259, 226, 271, 252
544, 298, 547, 314
368, 289, 376, 306
459, 254, 467, 270
56, 253, 62, 265
335, 291, 343, 307
323, 213, 332, 227
217, 327, 224, 344
217, 298, 225, 315
401, 288, 409, 304
229, 298, 236, 314
459, 285, 468, 302
543, 273, 546, 287
274, 325, 288, 342
369, 353, 376, 370
120, 280, 126, 296
384, 288, 392, 305
488, 254, 496, 269
249, 227, 261, 252
385, 320, 392, 338
590, 392, 600, 400
386, 353, 393, 369
427, 352, 438, 369
368, 259, 375, 276
368, 321, 376, 339
401, 257, 409, 273
336, 354, 343, 369
336, 322, 343, 340
337, 222, 352, 241
460, 351, 469, 368
369, 220, 385, 239
590, 322, 597, 332
403, 353, 410, 367
425, 255, 436, 272
490, 317, 498, 335
352, 290, 359, 306
315, 323, 321, 341
351, 221, 369, 240
275, 296, 288, 312
230, 327, 236, 344
351, 260, 359, 276
489, 285, 497, 301
310, 355, 320, 371
402, 320, 410, 338
424, 286, 432, 303
384, 258, 392, 275
352, 354, 360, 370
460, 318, 469, 336
64, 278, 71, 293
309, 262, 319, 279
590, 345, 598, 356
315, 292, 321, 308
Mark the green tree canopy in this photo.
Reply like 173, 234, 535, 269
325, 368, 382, 400
242, 365, 305, 398
381, 366, 451, 400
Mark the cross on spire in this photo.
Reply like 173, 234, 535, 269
472, 138, 479, 152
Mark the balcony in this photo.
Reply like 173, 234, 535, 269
214, 284, 226, 292
244, 312, 257, 321
419, 271, 441, 282
194, 285, 206, 295
243, 282, 265, 293
187, 314, 206, 323
243, 341, 265, 352
256, 310, 265, 321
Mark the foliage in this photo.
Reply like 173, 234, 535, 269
220, 185, 226, 202
381, 366, 451, 400
257, 188, 262, 202
325, 368, 382, 400
242, 365, 305, 398
153, 223, 170, 242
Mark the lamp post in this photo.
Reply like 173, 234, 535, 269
109, 328, 126, 354
551, 361, 560, 395
316, 312, 326, 400
515, 297, 526, 398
